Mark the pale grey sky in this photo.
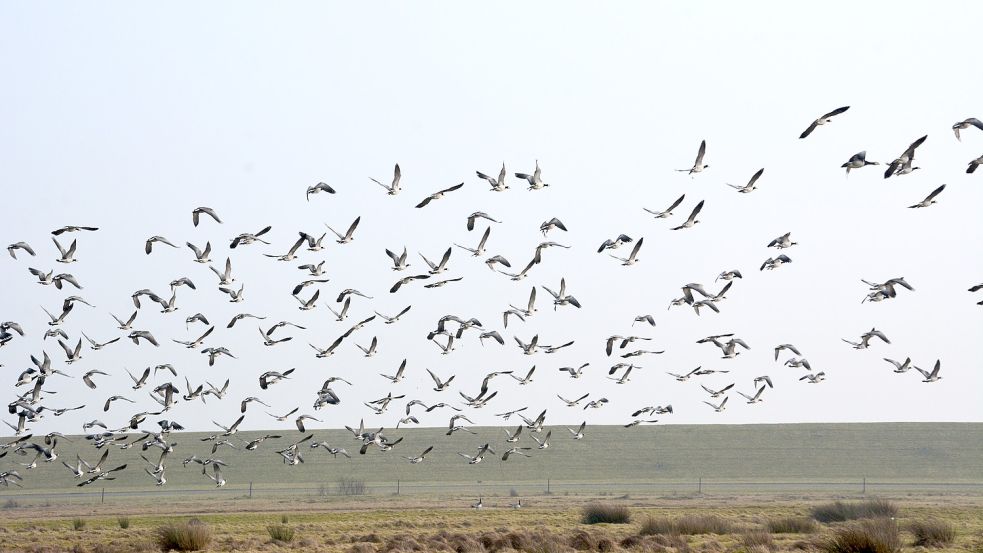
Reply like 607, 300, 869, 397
1, 1, 981, 436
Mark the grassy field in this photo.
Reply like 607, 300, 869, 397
1, 422, 981, 499
0, 494, 980, 553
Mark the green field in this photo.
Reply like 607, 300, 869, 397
2, 422, 981, 498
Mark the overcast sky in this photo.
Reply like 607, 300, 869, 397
1, 1, 981, 436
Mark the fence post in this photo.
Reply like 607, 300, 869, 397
249, 481, 253, 498
862, 477, 866, 495
698, 477, 702, 494
101, 487, 105, 504
547, 479, 550, 494
397, 480, 400, 495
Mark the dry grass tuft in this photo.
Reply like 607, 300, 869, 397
582, 503, 631, 525
907, 519, 956, 547
154, 519, 212, 551
71, 518, 86, 531
810, 499, 898, 523
764, 516, 818, 534
741, 530, 775, 551
267, 524, 295, 543
821, 518, 900, 553
640, 515, 733, 536
117, 516, 130, 529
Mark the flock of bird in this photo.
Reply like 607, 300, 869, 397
0, 109, 979, 491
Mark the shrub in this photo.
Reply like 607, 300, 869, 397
811, 500, 898, 523
640, 517, 678, 536
117, 516, 130, 529
72, 518, 86, 531
581, 503, 631, 524
742, 530, 775, 551
675, 515, 734, 535
821, 519, 900, 553
765, 516, 818, 534
337, 477, 367, 496
267, 524, 295, 543
280, 514, 289, 524
908, 519, 955, 547
154, 519, 212, 551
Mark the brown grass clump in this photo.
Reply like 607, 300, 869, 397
117, 516, 131, 529
821, 519, 900, 553
349, 544, 377, 553
810, 499, 898, 523
267, 524, 295, 543
741, 531, 775, 551
71, 518, 86, 531
764, 516, 818, 534
154, 519, 212, 551
641, 515, 733, 536
569, 529, 598, 550
907, 519, 956, 547
639, 517, 678, 536
582, 503, 631, 524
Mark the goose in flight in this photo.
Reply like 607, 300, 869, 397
78, 463, 127, 487
667, 367, 701, 381
610, 237, 643, 266
81, 332, 120, 351
843, 327, 890, 349
81, 369, 109, 390
386, 247, 410, 271
425, 277, 463, 289
671, 200, 704, 230
427, 369, 457, 392
128, 330, 159, 346
908, 184, 946, 208
969, 283, 983, 305
607, 366, 634, 384
862, 277, 915, 302
390, 274, 430, 293
706, 337, 750, 359
52, 225, 98, 236
416, 182, 464, 208
306, 182, 336, 201
259, 368, 294, 390
768, 232, 797, 249
420, 247, 453, 274
540, 217, 567, 236
597, 234, 632, 253
295, 414, 321, 432
209, 257, 234, 285
258, 326, 292, 346
458, 443, 495, 464
584, 398, 609, 410
701, 383, 734, 398
760, 254, 792, 271
381, 359, 408, 383
404, 446, 434, 464
568, 422, 587, 440
914, 360, 942, 382
52, 237, 78, 263
510, 366, 535, 385
229, 225, 272, 248
145, 236, 178, 254
376, 305, 411, 325
531, 430, 552, 449
504, 425, 524, 442
952, 117, 983, 141
737, 386, 767, 404
558, 392, 590, 406
644, 194, 686, 218
727, 168, 764, 193
884, 357, 912, 373
356, 336, 378, 357
884, 135, 927, 178
784, 357, 812, 371
187, 241, 211, 263
677, 140, 708, 174
624, 419, 660, 428
370, 163, 401, 195
799, 372, 826, 384
264, 232, 313, 261
703, 397, 729, 412
476, 163, 508, 191
502, 447, 532, 461
515, 160, 548, 189
299, 260, 326, 276
204, 462, 226, 487
455, 226, 491, 257
799, 106, 849, 139
7, 242, 36, 259
484, 255, 511, 271
295, 289, 320, 310
173, 326, 215, 349
841, 151, 879, 175
103, 395, 135, 412
968, 154, 983, 174
201, 346, 235, 366
716, 270, 742, 282
774, 343, 802, 361
543, 277, 582, 309
499, 258, 537, 281
326, 217, 361, 244
754, 375, 774, 389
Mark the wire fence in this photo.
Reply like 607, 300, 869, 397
4, 478, 982, 504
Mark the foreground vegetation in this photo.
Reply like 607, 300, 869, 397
0, 494, 980, 553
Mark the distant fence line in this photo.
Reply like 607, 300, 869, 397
4, 478, 983, 503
